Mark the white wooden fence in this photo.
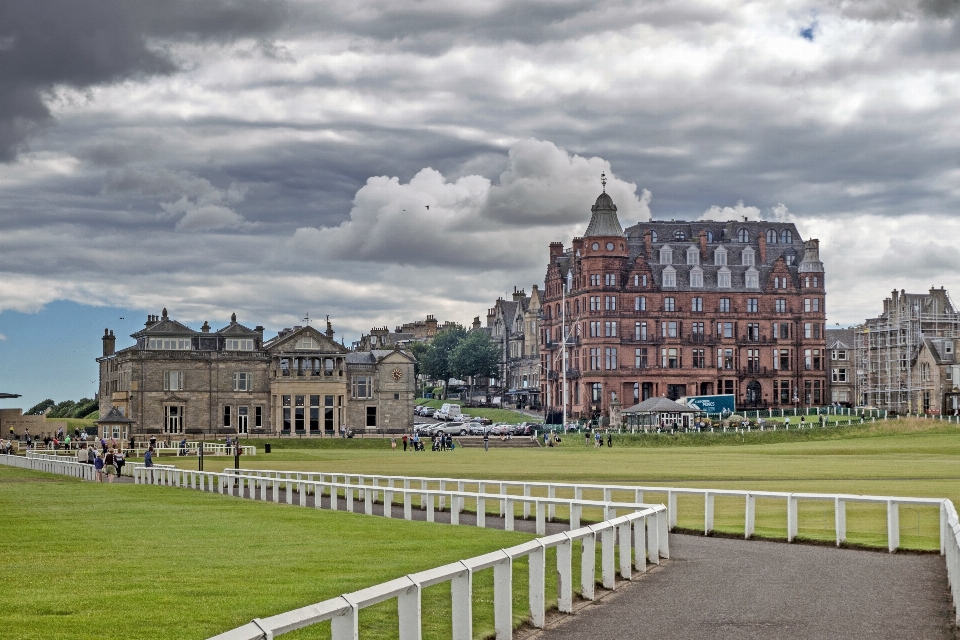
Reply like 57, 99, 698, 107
2, 452, 94, 480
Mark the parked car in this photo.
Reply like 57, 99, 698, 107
466, 416, 492, 426
421, 407, 437, 418
467, 423, 486, 436
435, 422, 468, 436
435, 403, 462, 421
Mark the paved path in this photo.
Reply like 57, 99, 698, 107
537, 534, 955, 640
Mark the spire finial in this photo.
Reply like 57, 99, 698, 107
600, 171, 607, 193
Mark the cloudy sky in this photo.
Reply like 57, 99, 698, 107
2, 0, 960, 406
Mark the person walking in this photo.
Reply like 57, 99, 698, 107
584, 430, 590, 447
115, 449, 125, 476
391, 437, 397, 451
607, 432, 612, 447
483, 430, 489, 452
402, 434, 408, 451
93, 451, 104, 482
144, 446, 155, 468
104, 449, 117, 483
77, 443, 88, 465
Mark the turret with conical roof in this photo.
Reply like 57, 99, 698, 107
583, 185, 624, 238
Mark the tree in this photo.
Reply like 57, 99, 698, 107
449, 330, 500, 404
420, 325, 467, 399
409, 340, 429, 383
26, 399, 55, 415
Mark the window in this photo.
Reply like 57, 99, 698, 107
804, 323, 812, 339
774, 322, 791, 339
591, 383, 602, 403
775, 299, 786, 313
705, 230, 714, 243
238, 406, 249, 434
832, 368, 847, 382
295, 336, 318, 349
605, 273, 617, 286
635, 321, 648, 340
163, 370, 183, 391
223, 405, 232, 428
233, 372, 251, 391
775, 380, 791, 404
692, 322, 705, 342
352, 376, 373, 398
605, 296, 617, 310
746, 349, 760, 373
832, 349, 847, 360
664, 297, 676, 312
803, 298, 820, 312
366, 406, 377, 428
661, 348, 679, 368
692, 349, 706, 368
738, 228, 749, 243
747, 298, 758, 313
687, 247, 699, 265
225, 338, 254, 350
590, 296, 600, 311
635, 348, 648, 369
325, 395, 335, 432
633, 275, 640, 286
804, 380, 823, 404
295, 395, 305, 432
604, 321, 617, 337
690, 268, 703, 288
635, 296, 646, 311
745, 270, 759, 289
719, 298, 730, 313
662, 321, 678, 338
590, 321, 600, 337
633, 383, 640, 404
780, 229, 793, 244
604, 348, 618, 370
720, 322, 733, 339
309, 395, 320, 432
590, 274, 600, 286
660, 246, 673, 264
148, 337, 191, 350
717, 348, 734, 369
691, 297, 703, 312
590, 348, 600, 370
164, 405, 183, 434
255, 406, 262, 429
747, 323, 760, 341
766, 229, 777, 244
717, 268, 731, 288
282, 395, 291, 431
674, 230, 686, 241
662, 268, 676, 287
714, 247, 727, 266
642, 275, 648, 286
775, 349, 791, 370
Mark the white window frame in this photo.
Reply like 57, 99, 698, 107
717, 267, 731, 288
660, 245, 673, 265
233, 371, 252, 391
225, 338, 254, 351
662, 266, 676, 288
690, 267, 703, 288
714, 247, 727, 266
687, 247, 699, 265
163, 370, 183, 391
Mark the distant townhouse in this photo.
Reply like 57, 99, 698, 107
825, 328, 855, 406
97, 309, 415, 439
540, 185, 827, 421
486, 287, 543, 409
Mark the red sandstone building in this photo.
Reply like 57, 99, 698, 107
540, 189, 827, 420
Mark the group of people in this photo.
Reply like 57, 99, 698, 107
7, 426, 100, 451
76, 443, 126, 482
586, 430, 613, 448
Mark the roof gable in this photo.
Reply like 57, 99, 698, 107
265, 325, 349, 354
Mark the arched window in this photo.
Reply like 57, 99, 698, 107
674, 230, 686, 241
780, 229, 793, 244
738, 228, 749, 243
650, 231, 658, 243
575, 299, 580, 314
766, 229, 777, 244
705, 231, 714, 243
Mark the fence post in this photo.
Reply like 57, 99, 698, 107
299, 482, 307, 507
476, 496, 485, 528
570, 502, 581, 531
704, 492, 714, 535
330, 599, 358, 640
451, 494, 460, 526
634, 517, 647, 572
745, 493, 756, 539
523, 484, 531, 519
548, 485, 556, 522
426, 493, 435, 523
787, 495, 798, 542
601, 527, 616, 590
347, 487, 354, 513
557, 536, 573, 613
536, 501, 546, 535
505, 498, 514, 531
451, 566, 472, 640
494, 558, 512, 639
384, 488, 393, 518
668, 490, 677, 528
365, 488, 374, 516
529, 543, 546, 628
404, 491, 412, 520
658, 509, 670, 559
887, 500, 900, 552
618, 521, 632, 579
581, 534, 596, 600
286, 479, 293, 505
398, 582, 421, 640
835, 498, 846, 546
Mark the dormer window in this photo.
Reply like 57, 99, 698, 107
148, 337, 191, 350
650, 231, 658, 242
296, 336, 318, 350
780, 229, 793, 244
226, 338, 254, 351
662, 266, 676, 287
686, 247, 699, 265
742, 247, 755, 266
705, 231, 714, 243
738, 228, 749, 243
717, 267, 731, 288
660, 245, 673, 265
714, 247, 727, 266
674, 230, 686, 241
690, 267, 703, 288
745, 267, 759, 289
766, 229, 777, 244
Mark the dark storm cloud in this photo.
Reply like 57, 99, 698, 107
0, 0, 287, 161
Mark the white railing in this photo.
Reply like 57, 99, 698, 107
3, 452, 94, 480
944, 500, 960, 625
202, 443, 257, 456
223, 468, 947, 554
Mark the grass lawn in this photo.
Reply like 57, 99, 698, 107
0, 466, 540, 640
161, 418, 960, 551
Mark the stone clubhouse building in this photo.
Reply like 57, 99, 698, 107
540, 185, 828, 420
97, 310, 416, 439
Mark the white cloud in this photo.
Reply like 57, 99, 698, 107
0, 333, 6, 340
699, 200, 762, 222
173, 203, 250, 232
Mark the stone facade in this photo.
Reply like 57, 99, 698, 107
825, 328, 855, 406
486, 286, 543, 409
355, 315, 459, 350
540, 190, 828, 420
98, 309, 416, 437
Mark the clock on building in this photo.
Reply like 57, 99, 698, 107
391, 368, 403, 381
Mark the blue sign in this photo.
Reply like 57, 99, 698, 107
680, 394, 736, 414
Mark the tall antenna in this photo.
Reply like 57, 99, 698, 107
600, 171, 607, 193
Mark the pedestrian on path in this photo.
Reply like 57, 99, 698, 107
77, 444, 88, 464
391, 437, 397, 451
93, 451, 104, 482
483, 430, 489, 452
144, 446, 154, 468
402, 434, 408, 451
104, 449, 117, 483
115, 449, 125, 476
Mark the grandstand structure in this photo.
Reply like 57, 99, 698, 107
856, 287, 960, 413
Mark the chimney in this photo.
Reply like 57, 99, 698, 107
698, 230, 708, 262
550, 242, 564, 260
201, 321, 211, 333
325, 315, 334, 339
102, 329, 116, 357
512, 286, 523, 302
757, 229, 767, 263
255, 326, 264, 347
643, 230, 653, 258
486, 308, 495, 327
472, 316, 481, 330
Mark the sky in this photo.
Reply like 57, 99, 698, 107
2, 0, 960, 409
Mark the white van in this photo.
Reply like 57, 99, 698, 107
435, 403, 462, 421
